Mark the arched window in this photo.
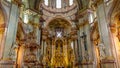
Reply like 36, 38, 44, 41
56, 0, 61, 8
69, 0, 73, 6
44, 0, 48, 6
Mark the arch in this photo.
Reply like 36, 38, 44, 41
108, 0, 120, 67
46, 17, 72, 34
107, 0, 119, 24
45, 15, 75, 28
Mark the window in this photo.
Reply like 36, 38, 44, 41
69, 0, 73, 6
89, 13, 94, 24
24, 14, 29, 24
56, 0, 61, 8
71, 42, 74, 49
7, 0, 12, 2
104, 0, 113, 6
44, 0, 48, 6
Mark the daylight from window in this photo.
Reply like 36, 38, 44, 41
44, 0, 48, 6
69, 0, 73, 5
56, 0, 62, 8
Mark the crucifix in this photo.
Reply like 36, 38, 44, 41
55, 27, 63, 38
80, 32, 87, 51
56, 31, 62, 38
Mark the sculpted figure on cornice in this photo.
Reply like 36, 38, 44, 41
98, 42, 106, 60
91, 22, 100, 45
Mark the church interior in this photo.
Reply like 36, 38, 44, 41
0, 0, 120, 68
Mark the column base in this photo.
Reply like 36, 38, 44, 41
75, 61, 94, 68
100, 59, 116, 68
24, 62, 44, 68
0, 58, 16, 68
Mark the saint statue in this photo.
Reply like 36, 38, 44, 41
98, 42, 106, 60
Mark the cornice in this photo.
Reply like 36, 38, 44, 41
42, 3, 77, 13
77, 9, 91, 19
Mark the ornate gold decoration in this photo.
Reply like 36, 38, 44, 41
0, 9, 5, 34
24, 52, 37, 63
52, 45, 66, 67
2, 58, 12, 61
0, 28, 5, 34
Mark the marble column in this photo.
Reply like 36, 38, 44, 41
79, 26, 85, 62
61, 0, 69, 8
2, 3, 19, 60
34, 16, 41, 44
49, 0, 56, 8
53, 0, 56, 8
41, 40, 44, 56
77, 29, 83, 62
37, 28, 41, 61
48, 0, 52, 7
96, 3, 115, 68
84, 23, 93, 61
96, 3, 112, 57
84, 23, 94, 68
74, 39, 78, 62
0, 4, 19, 67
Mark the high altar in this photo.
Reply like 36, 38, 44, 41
0, 0, 120, 68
